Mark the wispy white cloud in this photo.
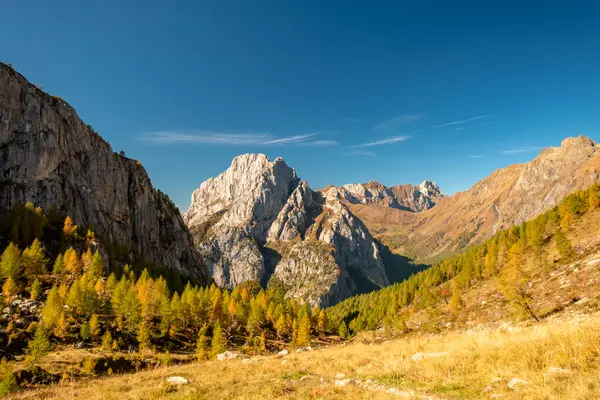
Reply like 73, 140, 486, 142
500, 146, 542, 155
301, 140, 339, 147
469, 155, 484, 159
263, 132, 320, 145
452, 120, 499, 131
372, 114, 424, 133
352, 135, 411, 148
432, 114, 491, 129
138, 131, 334, 147
344, 151, 377, 157
139, 131, 270, 145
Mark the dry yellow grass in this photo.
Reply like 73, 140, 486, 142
7, 312, 600, 400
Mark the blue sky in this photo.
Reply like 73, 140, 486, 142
2, 1, 600, 210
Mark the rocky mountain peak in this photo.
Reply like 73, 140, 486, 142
418, 180, 443, 197
185, 156, 389, 305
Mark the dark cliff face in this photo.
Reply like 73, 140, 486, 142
0, 62, 209, 283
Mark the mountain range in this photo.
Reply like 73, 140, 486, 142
2, 60, 600, 306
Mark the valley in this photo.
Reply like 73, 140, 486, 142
2, 61, 600, 399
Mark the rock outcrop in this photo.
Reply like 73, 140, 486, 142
184, 154, 299, 288
0, 62, 209, 283
390, 180, 444, 212
327, 180, 443, 212
185, 155, 389, 305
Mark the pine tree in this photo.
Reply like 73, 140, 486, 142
30, 279, 41, 301
210, 323, 227, 359
53, 312, 69, 338
258, 332, 267, 353
316, 309, 327, 335
555, 229, 574, 259
2, 277, 17, 304
89, 314, 100, 341
275, 314, 288, 339
137, 321, 151, 351
101, 330, 113, 352
81, 249, 93, 273
79, 323, 90, 341
560, 212, 573, 231
120, 287, 141, 333
195, 325, 209, 360
0, 243, 21, 280
21, 239, 47, 277
338, 321, 348, 339
246, 299, 265, 338
450, 283, 463, 312
64, 248, 82, 276
41, 286, 62, 330
88, 251, 104, 280
500, 242, 539, 321
52, 254, 66, 275
296, 312, 311, 347
63, 216, 78, 238
27, 326, 51, 368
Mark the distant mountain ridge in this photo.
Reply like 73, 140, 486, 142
353, 135, 600, 262
325, 180, 443, 212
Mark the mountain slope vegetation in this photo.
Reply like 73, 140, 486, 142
326, 183, 600, 336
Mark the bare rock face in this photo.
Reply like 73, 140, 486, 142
0, 63, 209, 283
186, 155, 389, 304
268, 185, 390, 305
267, 180, 317, 241
328, 180, 443, 212
391, 180, 444, 212
184, 154, 299, 288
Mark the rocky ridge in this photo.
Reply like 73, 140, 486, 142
0, 62, 209, 282
353, 135, 600, 262
184, 155, 388, 305
327, 180, 443, 212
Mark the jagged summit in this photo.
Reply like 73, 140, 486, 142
328, 180, 444, 212
184, 154, 388, 305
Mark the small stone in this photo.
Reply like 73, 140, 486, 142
334, 379, 356, 387
544, 366, 572, 377
507, 377, 528, 390
278, 349, 289, 355
490, 377, 504, 384
575, 297, 590, 305
281, 360, 287, 365
217, 351, 242, 361
482, 385, 494, 393
167, 376, 188, 385
411, 352, 448, 362
334, 373, 346, 379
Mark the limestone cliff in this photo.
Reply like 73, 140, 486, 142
184, 154, 299, 288
185, 155, 389, 305
0, 62, 209, 282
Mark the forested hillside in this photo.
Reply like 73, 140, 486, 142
0, 204, 330, 395
326, 183, 600, 335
